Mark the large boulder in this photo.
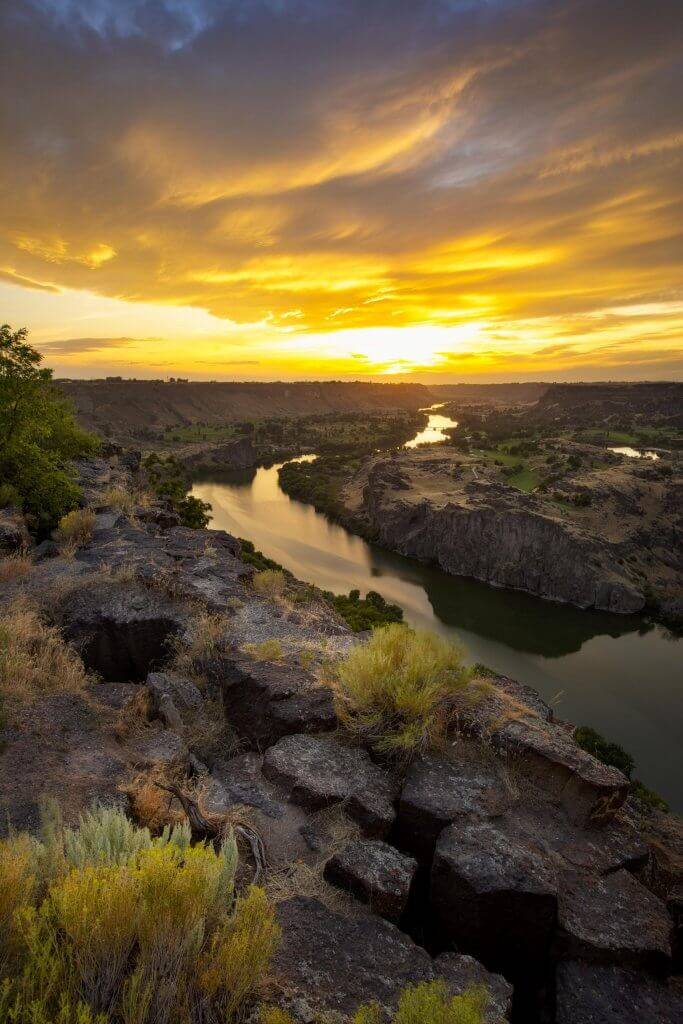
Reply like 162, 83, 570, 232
263, 734, 396, 831
555, 961, 683, 1024
210, 657, 336, 749
557, 869, 672, 971
273, 897, 512, 1020
396, 752, 512, 862
431, 817, 558, 964
60, 584, 188, 681
324, 839, 417, 922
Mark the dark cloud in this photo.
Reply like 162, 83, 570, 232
1, 0, 682, 361
40, 336, 140, 353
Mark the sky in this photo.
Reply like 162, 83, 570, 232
1, 0, 682, 381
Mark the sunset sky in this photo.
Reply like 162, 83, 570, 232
1, 0, 682, 381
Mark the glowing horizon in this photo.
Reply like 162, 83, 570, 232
2, 1, 682, 383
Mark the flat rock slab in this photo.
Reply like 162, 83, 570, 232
128, 728, 189, 770
557, 869, 672, 970
434, 953, 512, 1024
397, 752, 512, 862
431, 817, 558, 962
273, 896, 512, 1020
208, 657, 336, 749
555, 961, 683, 1024
324, 839, 417, 922
263, 735, 396, 833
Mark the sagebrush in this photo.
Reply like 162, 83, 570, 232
0, 803, 278, 1024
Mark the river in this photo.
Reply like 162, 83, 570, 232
192, 414, 683, 810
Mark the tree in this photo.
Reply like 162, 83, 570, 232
0, 324, 98, 525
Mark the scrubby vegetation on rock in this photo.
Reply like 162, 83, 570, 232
334, 624, 475, 760
0, 325, 98, 526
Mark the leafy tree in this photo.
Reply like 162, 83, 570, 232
0, 325, 98, 525
143, 453, 211, 528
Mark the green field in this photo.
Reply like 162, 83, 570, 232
474, 448, 539, 492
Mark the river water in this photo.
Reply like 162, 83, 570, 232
193, 416, 682, 810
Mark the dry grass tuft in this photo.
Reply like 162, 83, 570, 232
0, 552, 33, 583
113, 687, 152, 742
169, 610, 227, 678
53, 508, 97, 552
243, 639, 283, 662
100, 485, 136, 514
333, 624, 477, 762
252, 570, 287, 601
0, 599, 89, 709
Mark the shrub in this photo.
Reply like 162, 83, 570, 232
252, 570, 287, 600
630, 779, 669, 813
0, 553, 33, 583
0, 325, 99, 526
573, 726, 634, 778
238, 540, 283, 573
0, 601, 88, 711
334, 625, 471, 760
354, 980, 487, 1024
0, 804, 276, 1024
332, 588, 403, 632
142, 454, 211, 529
53, 509, 96, 551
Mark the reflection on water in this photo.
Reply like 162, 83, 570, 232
405, 409, 458, 448
609, 446, 660, 461
193, 452, 682, 810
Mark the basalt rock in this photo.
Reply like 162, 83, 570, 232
396, 752, 512, 862
434, 953, 513, 1024
210, 657, 336, 749
263, 734, 396, 830
352, 455, 648, 613
431, 817, 559, 964
273, 897, 512, 1020
490, 714, 629, 827
555, 961, 683, 1024
324, 839, 417, 922
146, 671, 203, 730
556, 869, 672, 971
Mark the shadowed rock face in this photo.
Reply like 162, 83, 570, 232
431, 818, 559, 965
61, 585, 188, 681
357, 462, 646, 614
555, 961, 683, 1024
206, 656, 336, 749
273, 897, 511, 1021
557, 869, 673, 971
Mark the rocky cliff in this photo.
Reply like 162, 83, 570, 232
1, 451, 682, 1023
341, 448, 682, 615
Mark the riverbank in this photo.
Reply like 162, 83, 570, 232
3, 448, 683, 1023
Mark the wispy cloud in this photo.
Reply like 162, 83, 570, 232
1, 0, 682, 378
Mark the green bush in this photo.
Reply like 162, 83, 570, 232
0, 325, 98, 526
335, 624, 472, 760
332, 589, 403, 632
573, 726, 634, 778
0, 803, 279, 1024
143, 454, 211, 528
